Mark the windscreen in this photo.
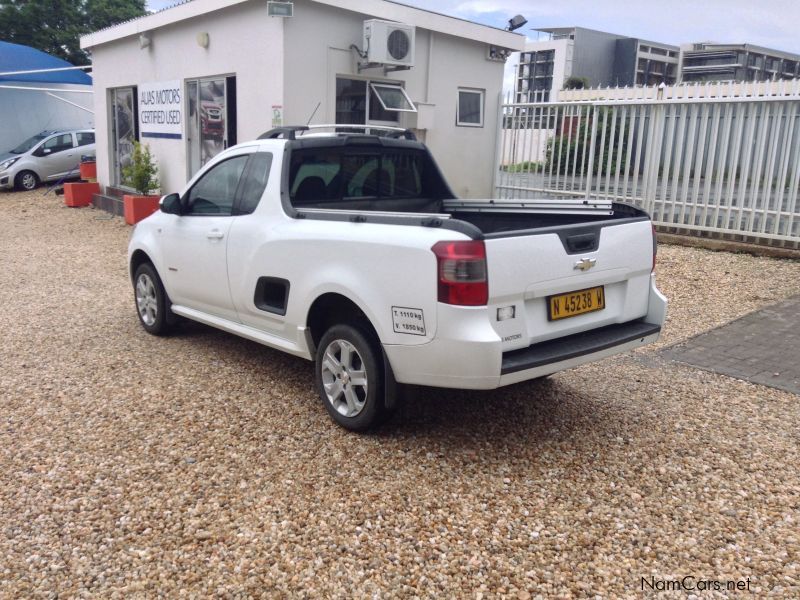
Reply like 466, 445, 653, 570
289, 148, 451, 208
11, 133, 48, 154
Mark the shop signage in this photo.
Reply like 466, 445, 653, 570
138, 80, 183, 140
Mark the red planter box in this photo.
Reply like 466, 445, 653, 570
63, 181, 100, 207
123, 194, 160, 225
79, 162, 97, 181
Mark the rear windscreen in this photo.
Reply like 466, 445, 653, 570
288, 148, 451, 207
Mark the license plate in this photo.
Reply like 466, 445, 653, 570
548, 286, 605, 321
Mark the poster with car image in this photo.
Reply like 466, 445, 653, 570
187, 78, 227, 175
112, 87, 135, 186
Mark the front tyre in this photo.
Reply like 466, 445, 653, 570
133, 263, 173, 336
315, 324, 384, 431
15, 170, 39, 191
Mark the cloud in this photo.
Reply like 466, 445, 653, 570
144, 0, 800, 55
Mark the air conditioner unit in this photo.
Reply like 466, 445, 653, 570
363, 19, 415, 67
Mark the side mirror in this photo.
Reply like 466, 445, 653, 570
42, 148, 52, 155
160, 193, 182, 215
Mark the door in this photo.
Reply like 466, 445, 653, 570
110, 87, 137, 186
186, 76, 237, 178
33, 133, 77, 180
160, 153, 251, 321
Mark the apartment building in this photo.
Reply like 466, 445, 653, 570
680, 43, 800, 83
515, 27, 678, 101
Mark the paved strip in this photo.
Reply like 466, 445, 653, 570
663, 294, 800, 395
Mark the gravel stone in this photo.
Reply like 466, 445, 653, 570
1, 189, 799, 597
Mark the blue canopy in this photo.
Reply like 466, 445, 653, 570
0, 41, 92, 85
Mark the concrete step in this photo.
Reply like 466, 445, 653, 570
91, 193, 124, 217
104, 186, 129, 200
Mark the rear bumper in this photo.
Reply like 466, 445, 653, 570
383, 274, 667, 390
501, 321, 662, 375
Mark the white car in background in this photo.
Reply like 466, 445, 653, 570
0, 129, 96, 191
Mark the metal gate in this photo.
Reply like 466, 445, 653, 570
495, 88, 800, 247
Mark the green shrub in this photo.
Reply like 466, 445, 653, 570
545, 109, 629, 176
563, 76, 589, 90
502, 161, 543, 173
123, 141, 159, 195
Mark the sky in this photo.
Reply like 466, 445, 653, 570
145, 0, 800, 55
145, 0, 800, 90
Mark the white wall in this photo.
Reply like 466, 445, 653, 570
88, 0, 510, 197
283, 0, 507, 198
0, 83, 93, 153
89, 2, 283, 193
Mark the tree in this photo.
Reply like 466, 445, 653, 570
0, 0, 147, 65
563, 76, 589, 90
545, 109, 629, 176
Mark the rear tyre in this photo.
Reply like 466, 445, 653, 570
15, 170, 39, 191
133, 262, 174, 336
315, 324, 385, 431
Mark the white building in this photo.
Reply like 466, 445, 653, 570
80, 0, 524, 199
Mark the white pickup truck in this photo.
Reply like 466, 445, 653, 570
128, 125, 667, 431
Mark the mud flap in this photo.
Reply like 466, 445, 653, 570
383, 350, 399, 412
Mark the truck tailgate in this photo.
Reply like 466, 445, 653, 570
485, 219, 655, 353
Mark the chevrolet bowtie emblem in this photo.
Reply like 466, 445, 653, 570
574, 258, 597, 271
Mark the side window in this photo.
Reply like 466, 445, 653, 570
76, 132, 95, 146
185, 155, 248, 216
41, 134, 74, 154
456, 88, 485, 127
238, 152, 273, 214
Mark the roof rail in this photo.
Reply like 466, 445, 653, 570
257, 126, 309, 140
307, 124, 417, 141
258, 124, 417, 141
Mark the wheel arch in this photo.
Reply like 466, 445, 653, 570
306, 292, 401, 417
130, 249, 155, 281
306, 292, 382, 354
15, 169, 40, 186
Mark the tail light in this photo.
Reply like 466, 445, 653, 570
651, 224, 658, 272
431, 240, 488, 306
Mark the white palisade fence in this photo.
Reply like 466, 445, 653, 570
495, 81, 800, 247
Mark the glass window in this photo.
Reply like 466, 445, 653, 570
185, 155, 248, 215
457, 89, 484, 127
11, 132, 48, 154
369, 83, 416, 113
288, 148, 448, 208
238, 152, 273, 214
336, 78, 367, 125
290, 152, 342, 205
336, 77, 414, 125
42, 134, 74, 154
77, 132, 95, 146
368, 85, 399, 122
380, 152, 422, 198
342, 155, 381, 197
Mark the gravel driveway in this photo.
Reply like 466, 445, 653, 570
1, 190, 799, 597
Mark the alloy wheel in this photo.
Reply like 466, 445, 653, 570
320, 339, 369, 417
135, 273, 158, 326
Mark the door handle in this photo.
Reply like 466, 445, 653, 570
207, 230, 224, 240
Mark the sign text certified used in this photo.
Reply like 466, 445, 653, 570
138, 80, 183, 140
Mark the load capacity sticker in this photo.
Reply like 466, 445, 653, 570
392, 306, 426, 336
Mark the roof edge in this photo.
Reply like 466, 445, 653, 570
81, 0, 525, 51
81, 0, 249, 49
